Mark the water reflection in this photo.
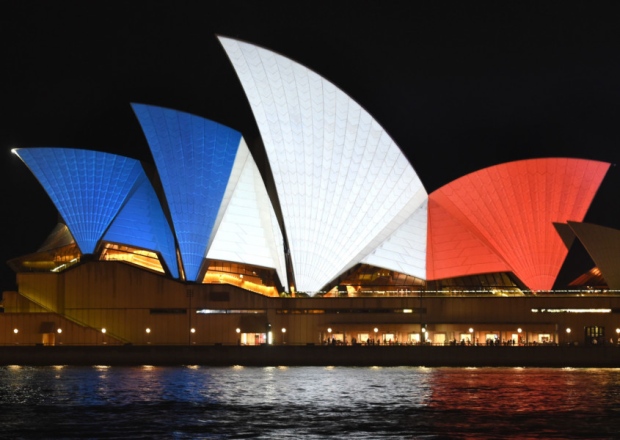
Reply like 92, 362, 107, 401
423, 368, 620, 438
0, 366, 619, 438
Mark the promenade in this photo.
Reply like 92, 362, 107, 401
1, 344, 619, 368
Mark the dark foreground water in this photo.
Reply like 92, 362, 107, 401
1, 366, 619, 439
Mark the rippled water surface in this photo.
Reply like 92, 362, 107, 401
1, 365, 620, 439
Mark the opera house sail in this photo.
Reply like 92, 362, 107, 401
131, 104, 288, 288
12, 105, 288, 291
219, 36, 428, 294
426, 158, 610, 291
13, 148, 180, 277
4, 35, 618, 351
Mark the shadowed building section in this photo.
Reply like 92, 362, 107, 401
567, 221, 620, 290
219, 36, 428, 294
427, 158, 610, 291
553, 222, 578, 250
37, 223, 75, 252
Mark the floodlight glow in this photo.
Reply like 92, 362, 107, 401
219, 36, 428, 293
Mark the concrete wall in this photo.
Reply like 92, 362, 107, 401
1, 345, 620, 368
2, 261, 620, 347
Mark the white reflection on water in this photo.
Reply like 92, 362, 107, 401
0, 366, 619, 439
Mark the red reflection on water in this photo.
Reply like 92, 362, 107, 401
427, 367, 615, 413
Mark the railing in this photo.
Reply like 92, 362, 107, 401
9, 294, 130, 345
299, 289, 620, 298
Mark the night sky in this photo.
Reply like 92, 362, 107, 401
2, 1, 619, 292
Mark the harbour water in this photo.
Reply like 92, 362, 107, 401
1, 365, 619, 439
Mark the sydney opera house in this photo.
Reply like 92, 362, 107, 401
2, 36, 620, 349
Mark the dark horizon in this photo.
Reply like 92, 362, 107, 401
2, 2, 619, 292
